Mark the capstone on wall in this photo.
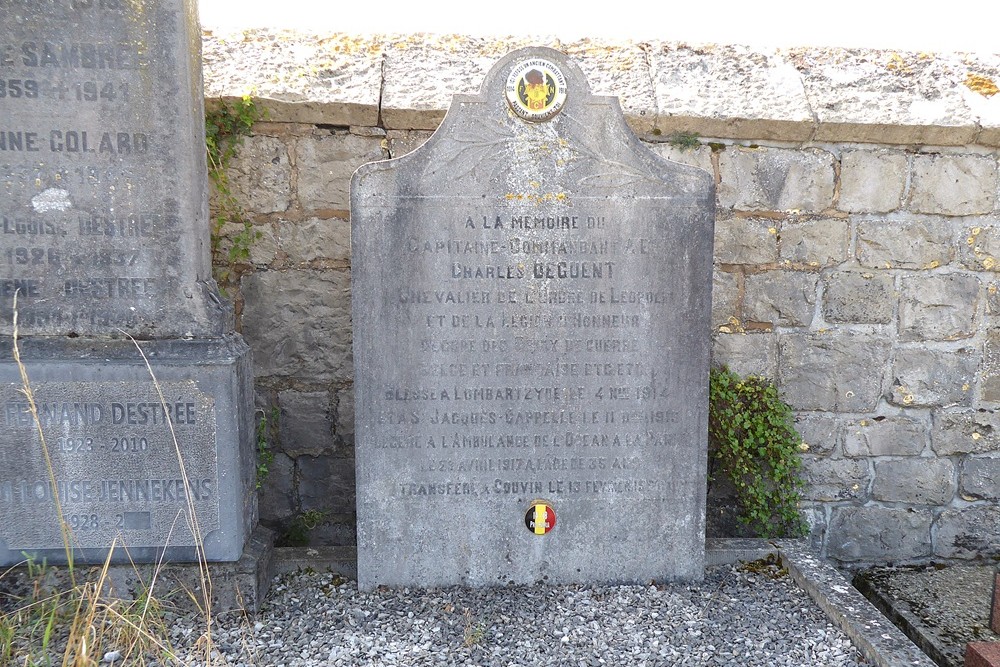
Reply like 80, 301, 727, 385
202, 31, 1000, 564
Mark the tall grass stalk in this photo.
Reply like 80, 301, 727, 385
12, 292, 76, 581
124, 332, 214, 663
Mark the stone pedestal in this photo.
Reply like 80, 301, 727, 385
0, 0, 257, 568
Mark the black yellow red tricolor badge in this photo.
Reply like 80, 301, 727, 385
524, 502, 555, 535
505, 58, 567, 122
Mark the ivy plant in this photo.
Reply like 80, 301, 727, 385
205, 95, 265, 287
708, 366, 807, 538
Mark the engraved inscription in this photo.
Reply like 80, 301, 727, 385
0, 381, 219, 550
362, 203, 699, 500
0, 0, 219, 337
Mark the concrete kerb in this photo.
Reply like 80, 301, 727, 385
777, 540, 938, 667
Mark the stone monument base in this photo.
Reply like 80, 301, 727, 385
0, 336, 256, 566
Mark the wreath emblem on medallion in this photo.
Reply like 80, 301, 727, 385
505, 58, 567, 122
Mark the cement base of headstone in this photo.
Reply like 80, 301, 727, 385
0, 526, 274, 615
270, 545, 358, 580
0, 336, 256, 566
853, 562, 1000, 667
103, 525, 275, 615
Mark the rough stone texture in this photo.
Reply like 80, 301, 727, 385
778, 333, 891, 412
561, 41, 658, 135
791, 48, 979, 145
899, 273, 980, 341
215, 221, 278, 268
333, 388, 355, 449
241, 270, 352, 381
779, 218, 850, 267
871, 458, 954, 505
277, 217, 351, 265
960, 458, 1000, 500
989, 282, 1000, 315
968, 642, 1000, 667
0, 0, 258, 565
718, 147, 836, 213
800, 457, 870, 502
297, 455, 356, 514
827, 506, 933, 562
794, 413, 842, 457
712, 270, 739, 329
908, 154, 998, 216
856, 219, 956, 269
889, 346, 980, 408
647, 44, 814, 140
278, 390, 334, 457
381, 36, 661, 133
932, 409, 1000, 455
191, 35, 1000, 566
296, 132, 386, 211
648, 144, 715, 174
822, 271, 896, 324
843, 417, 928, 457
386, 130, 433, 159
961, 225, 1000, 273
711, 333, 778, 379
934, 506, 1000, 559
219, 134, 293, 214
743, 271, 817, 327
983, 330, 1000, 402
713, 218, 779, 265
854, 562, 1000, 667
203, 30, 383, 126
838, 150, 908, 213
781, 542, 939, 667
258, 452, 296, 525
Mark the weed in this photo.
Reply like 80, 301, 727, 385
279, 509, 328, 547
665, 130, 700, 150
205, 95, 266, 289
708, 366, 807, 538
255, 407, 278, 490
462, 608, 487, 647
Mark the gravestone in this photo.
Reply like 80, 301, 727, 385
352, 47, 715, 589
0, 0, 256, 565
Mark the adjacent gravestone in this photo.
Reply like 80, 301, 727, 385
0, 0, 256, 564
352, 47, 715, 589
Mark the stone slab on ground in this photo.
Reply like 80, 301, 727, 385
854, 562, 1000, 667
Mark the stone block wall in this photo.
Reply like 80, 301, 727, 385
203, 31, 1000, 563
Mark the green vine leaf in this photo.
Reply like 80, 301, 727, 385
205, 95, 266, 289
709, 366, 807, 538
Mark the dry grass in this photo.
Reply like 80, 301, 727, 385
0, 295, 220, 666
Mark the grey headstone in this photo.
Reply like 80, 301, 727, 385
0, 0, 256, 565
352, 47, 715, 589
0, 0, 225, 338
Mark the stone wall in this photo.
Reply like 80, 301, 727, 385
202, 31, 1000, 563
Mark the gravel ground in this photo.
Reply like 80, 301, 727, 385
165, 560, 871, 667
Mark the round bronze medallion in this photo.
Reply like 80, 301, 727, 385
505, 58, 567, 122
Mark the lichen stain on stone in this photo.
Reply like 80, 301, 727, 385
964, 73, 999, 97
503, 192, 568, 204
